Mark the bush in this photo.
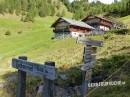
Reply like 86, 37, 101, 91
5, 30, 11, 36
109, 29, 130, 35
22, 15, 34, 22
104, 34, 111, 40
17, 31, 23, 34
103, 33, 115, 40
66, 67, 82, 86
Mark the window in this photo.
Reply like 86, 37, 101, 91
79, 34, 82, 37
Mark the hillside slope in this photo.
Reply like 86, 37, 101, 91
120, 15, 130, 28
0, 15, 129, 97
0, 15, 80, 69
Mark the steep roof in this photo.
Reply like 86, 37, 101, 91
51, 17, 95, 30
82, 15, 113, 24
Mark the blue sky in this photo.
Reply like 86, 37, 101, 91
69, 0, 119, 4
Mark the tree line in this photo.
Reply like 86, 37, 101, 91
0, 0, 66, 22
0, 0, 130, 21
61, 0, 130, 20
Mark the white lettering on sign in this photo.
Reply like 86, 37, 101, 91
12, 58, 56, 80
88, 81, 126, 88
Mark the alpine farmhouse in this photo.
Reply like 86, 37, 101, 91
82, 16, 113, 34
51, 17, 95, 39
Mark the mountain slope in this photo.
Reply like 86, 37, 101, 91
0, 15, 129, 97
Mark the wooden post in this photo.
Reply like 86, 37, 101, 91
17, 56, 27, 97
81, 71, 87, 97
81, 45, 92, 97
43, 61, 55, 97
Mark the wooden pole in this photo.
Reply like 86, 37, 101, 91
81, 45, 92, 97
17, 56, 27, 97
43, 61, 55, 97
81, 71, 87, 97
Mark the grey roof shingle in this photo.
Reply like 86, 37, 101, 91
52, 17, 95, 30
62, 17, 95, 29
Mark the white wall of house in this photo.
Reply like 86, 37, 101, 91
71, 32, 91, 38
99, 25, 110, 31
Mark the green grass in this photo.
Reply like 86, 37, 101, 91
119, 15, 130, 28
0, 15, 83, 68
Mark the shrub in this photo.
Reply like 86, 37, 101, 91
17, 31, 23, 34
104, 34, 111, 40
109, 29, 130, 35
22, 15, 34, 22
5, 30, 11, 36
103, 33, 115, 40
66, 67, 82, 86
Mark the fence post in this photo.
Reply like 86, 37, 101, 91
43, 61, 55, 97
17, 56, 27, 97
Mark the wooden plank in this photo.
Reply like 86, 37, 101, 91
86, 40, 103, 47
81, 62, 93, 71
12, 58, 56, 80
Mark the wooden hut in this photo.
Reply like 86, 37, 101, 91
51, 17, 94, 39
82, 16, 113, 34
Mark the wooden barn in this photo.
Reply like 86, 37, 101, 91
82, 16, 113, 34
51, 17, 94, 39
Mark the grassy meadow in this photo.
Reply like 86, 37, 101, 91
0, 15, 82, 68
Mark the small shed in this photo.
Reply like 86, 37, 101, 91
51, 17, 94, 39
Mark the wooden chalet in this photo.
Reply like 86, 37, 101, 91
51, 17, 94, 39
82, 16, 113, 34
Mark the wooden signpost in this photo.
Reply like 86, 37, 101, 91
81, 40, 103, 97
12, 56, 56, 97
11, 39, 125, 97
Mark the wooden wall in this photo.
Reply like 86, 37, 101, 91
83, 17, 113, 29
69, 25, 91, 33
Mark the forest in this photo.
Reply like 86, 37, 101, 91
0, 0, 130, 21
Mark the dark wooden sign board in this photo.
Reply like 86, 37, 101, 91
12, 58, 56, 80
86, 40, 103, 47
12, 56, 56, 97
